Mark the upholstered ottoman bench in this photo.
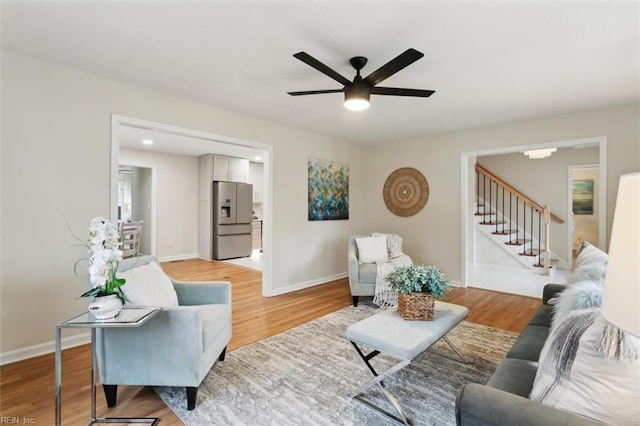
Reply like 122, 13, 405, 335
346, 301, 469, 424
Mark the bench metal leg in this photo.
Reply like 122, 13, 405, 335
443, 336, 467, 363
349, 341, 413, 425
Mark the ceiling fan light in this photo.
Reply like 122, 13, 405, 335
344, 98, 370, 111
344, 84, 371, 111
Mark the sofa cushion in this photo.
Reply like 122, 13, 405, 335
486, 358, 539, 397
527, 304, 553, 327
355, 235, 388, 264
506, 325, 549, 361
357, 263, 377, 284
531, 309, 640, 425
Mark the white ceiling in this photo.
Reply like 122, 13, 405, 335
2, 1, 639, 146
118, 124, 266, 159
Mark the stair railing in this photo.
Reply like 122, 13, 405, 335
475, 163, 564, 273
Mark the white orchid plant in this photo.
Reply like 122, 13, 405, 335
74, 217, 126, 301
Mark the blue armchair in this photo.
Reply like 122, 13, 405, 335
96, 256, 232, 410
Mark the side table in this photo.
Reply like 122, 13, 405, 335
55, 307, 160, 425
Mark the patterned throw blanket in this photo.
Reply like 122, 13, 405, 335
372, 233, 412, 308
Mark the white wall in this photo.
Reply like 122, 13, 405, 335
120, 148, 199, 260
2, 49, 638, 361
1, 51, 366, 359
364, 104, 639, 284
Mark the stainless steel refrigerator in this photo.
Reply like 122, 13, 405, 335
212, 181, 253, 260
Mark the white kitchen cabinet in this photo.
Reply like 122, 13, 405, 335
198, 154, 215, 260
213, 155, 249, 183
249, 161, 264, 203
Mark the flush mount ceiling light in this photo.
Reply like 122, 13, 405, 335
287, 49, 435, 112
142, 139, 153, 145
523, 148, 557, 159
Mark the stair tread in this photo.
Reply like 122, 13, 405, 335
492, 229, 518, 235
504, 239, 531, 246
534, 259, 559, 268
480, 221, 506, 225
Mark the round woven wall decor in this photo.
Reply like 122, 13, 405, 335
383, 167, 429, 217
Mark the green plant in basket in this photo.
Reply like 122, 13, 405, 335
386, 265, 450, 298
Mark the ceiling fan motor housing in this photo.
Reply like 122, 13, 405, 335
349, 56, 368, 73
345, 81, 371, 101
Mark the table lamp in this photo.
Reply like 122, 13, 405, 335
600, 172, 640, 338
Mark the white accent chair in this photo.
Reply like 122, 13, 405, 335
348, 234, 412, 307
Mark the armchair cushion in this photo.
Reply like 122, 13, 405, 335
357, 263, 377, 284
355, 235, 388, 264
118, 261, 179, 307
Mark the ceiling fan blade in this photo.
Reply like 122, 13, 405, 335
370, 87, 435, 97
293, 52, 352, 87
287, 89, 345, 96
363, 48, 424, 87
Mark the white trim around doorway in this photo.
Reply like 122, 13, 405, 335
460, 136, 607, 289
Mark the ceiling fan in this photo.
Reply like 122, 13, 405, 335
287, 48, 435, 111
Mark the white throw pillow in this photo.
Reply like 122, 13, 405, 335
372, 232, 404, 258
118, 261, 179, 307
356, 235, 388, 264
531, 309, 640, 425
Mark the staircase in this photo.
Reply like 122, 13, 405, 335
474, 163, 565, 274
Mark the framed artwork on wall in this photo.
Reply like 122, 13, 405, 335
572, 179, 594, 215
308, 157, 349, 221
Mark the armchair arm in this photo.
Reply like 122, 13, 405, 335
171, 280, 231, 306
455, 383, 602, 426
98, 306, 204, 386
348, 251, 359, 288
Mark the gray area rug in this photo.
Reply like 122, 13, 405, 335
156, 304, 517, 425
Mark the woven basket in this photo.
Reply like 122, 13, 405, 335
397, 292, 435, 321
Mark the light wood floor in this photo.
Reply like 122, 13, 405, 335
0, 259, 541, 425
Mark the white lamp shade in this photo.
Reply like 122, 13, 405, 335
601, 172, 640, 337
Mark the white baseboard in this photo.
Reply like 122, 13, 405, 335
158, 253, 198, 263
268, 272, 348, 296
1, 332, 90, 366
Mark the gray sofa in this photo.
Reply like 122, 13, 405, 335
455, 284, 602, 425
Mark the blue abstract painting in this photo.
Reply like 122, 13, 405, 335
308, 158, 349, 221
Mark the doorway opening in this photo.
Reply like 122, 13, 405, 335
568, 164, 601, 267
460, 136, 607, 297
110, 115, 274, 296
118, 165, 155, 256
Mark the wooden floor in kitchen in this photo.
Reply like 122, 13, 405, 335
0, 259, 542, 425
